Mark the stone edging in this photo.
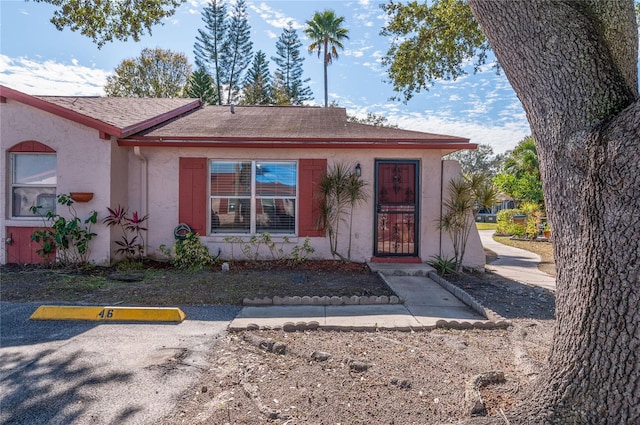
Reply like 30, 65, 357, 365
243, 294, 401, 306
427, 271, 511, 328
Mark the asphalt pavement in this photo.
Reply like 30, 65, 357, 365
0, 302, 240, 425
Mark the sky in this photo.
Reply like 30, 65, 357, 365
0, 0, 532, 153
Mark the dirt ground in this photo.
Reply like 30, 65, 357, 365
158, 271, 556, 425
1, 261, 555, 424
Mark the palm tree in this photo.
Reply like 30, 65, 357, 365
304, 10, 349, 107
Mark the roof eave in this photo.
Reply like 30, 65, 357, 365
118, 137, 476, 150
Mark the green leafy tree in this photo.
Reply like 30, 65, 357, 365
223, 0, 253, 104
383, 0, 640, 421
34, 0, 184, 48
444, 143, 504, 178
494, 136, 544, 206
305, 10, 349, 107
185, 67, 218, 105
503, 136, 539, 179
241, 50, 271, 105
272, 22, 313, 105
380, 0, 490, 101
346, 112, 399, 128
194, 0, 227, 105
104, 48, 191, 98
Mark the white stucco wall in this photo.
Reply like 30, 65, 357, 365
0, 99, 119, 265
128, 146, 474, 265
1, 96, 484, 269
440, 160, 485, 271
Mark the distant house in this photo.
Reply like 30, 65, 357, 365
0, 85, 485, 269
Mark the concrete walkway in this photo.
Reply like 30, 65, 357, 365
229, 263, 503, 332
479, 230, 556, 292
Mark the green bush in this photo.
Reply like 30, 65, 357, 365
507, 223, 526, 238
429, 255, 458, 276
30, 194, 98, 266
165, 232, 216, 271
496, 208, 524, 235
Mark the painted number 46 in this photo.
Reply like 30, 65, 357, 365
98, 309, 114, 319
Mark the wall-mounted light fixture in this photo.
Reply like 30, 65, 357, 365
355, 163, 362, 177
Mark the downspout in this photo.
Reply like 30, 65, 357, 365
134, 146, 148, 257
439, 159, 444, 257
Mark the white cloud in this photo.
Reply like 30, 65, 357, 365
0, 55, 109, 96
391, 112, 530, 154
249, 2, 301, 30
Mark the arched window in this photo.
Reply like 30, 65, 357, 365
8, 141, 57, 218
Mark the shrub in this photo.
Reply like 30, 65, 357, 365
103, 206, 149, 261
30, 194, 98, 266
289, 237, 315, 264
429, 255, 458, 277
496, 208, 524, 235
163, 232, 217, 271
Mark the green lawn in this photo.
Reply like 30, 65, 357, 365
475, 222, 497, 231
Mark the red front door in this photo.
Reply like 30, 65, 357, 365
374, 160, 419, 257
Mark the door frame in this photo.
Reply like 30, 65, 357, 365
373, 159, 420, 258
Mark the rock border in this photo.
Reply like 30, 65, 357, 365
428, 271, 511, 328
243, 294, 401, 306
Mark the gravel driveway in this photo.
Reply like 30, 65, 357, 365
0, 302, 240, 425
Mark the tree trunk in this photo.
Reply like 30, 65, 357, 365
468, 1, 639, 423
323, 38, 329, 107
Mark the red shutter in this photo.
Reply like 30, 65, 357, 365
298, 159, 326, 237
179, 157, 208, 235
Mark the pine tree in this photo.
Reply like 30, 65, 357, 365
241, 51, 272, 105
193, 0, 227, 105
223, 0, 253, 104
185, 67, 218, 105
271, 22, 313, 105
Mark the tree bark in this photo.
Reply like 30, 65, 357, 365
468, 1, 640, 423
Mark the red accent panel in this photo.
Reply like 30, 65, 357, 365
8, 141, 55, 153
298, 159, 326, 237
179, 158, 208, 235
5, 227, 51, 264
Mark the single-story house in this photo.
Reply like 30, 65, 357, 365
0, 85, 484, 269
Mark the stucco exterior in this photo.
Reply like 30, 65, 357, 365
1, 98, 117, 265
1, 86, 485, 270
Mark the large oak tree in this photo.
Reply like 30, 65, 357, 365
384, 0, 639, 422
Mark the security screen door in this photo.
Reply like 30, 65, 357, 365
374, 160, 419, 257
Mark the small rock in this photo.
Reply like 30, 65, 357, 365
311, 351, 331, 362
349, 360, 369, 372
201, 386, 208, 393
272, 342, 287, 355
221, 262, 230, 272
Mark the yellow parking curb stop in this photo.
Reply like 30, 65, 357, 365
29, 305, 186, 322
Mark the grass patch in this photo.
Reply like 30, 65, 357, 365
492, 235, 556, 276
476, 222, 497, 230
0, 261, 392, 306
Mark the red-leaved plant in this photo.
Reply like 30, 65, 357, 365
103, 206, 149, 260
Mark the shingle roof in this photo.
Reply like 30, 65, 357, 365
2, 85, 473, 149
35, 96, 200, 137
131, 105, 469, 144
